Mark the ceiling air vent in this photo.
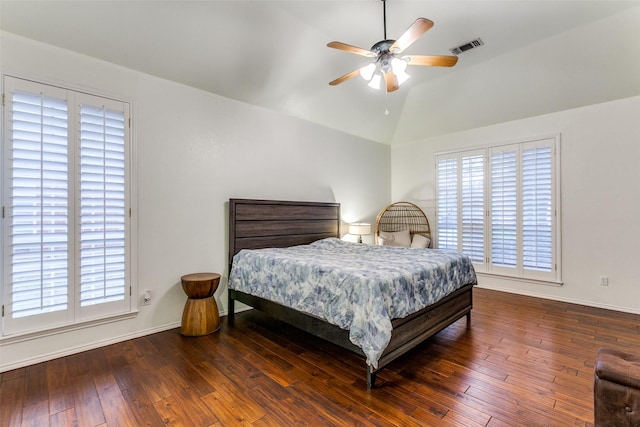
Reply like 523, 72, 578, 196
449, 38, 484, 55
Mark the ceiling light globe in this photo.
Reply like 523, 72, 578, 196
391, 57, 407, 74
368, 72, 382, 90
396, 70, 410, 85
360, 63, 376, 81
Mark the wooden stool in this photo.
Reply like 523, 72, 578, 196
180, 273, 220, 336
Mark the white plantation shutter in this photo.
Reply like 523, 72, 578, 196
78, 98, 127, 310
2, 77, 132, 336
521, 142, 554, 276
490, 147, 518, 271
435, 136, 560, 283
461, 154, 485, 266
7, 86, 70, 325
436, 157, 458, 251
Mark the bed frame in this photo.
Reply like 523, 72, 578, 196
227, 198, 474, 388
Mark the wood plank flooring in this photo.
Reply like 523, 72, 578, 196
1, 288, 639, 426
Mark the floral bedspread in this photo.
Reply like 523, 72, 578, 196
228, 238, 477, 368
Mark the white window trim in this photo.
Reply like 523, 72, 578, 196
434, 134, 562, 285
1, 74, 138, 337
0, 310, 139, 345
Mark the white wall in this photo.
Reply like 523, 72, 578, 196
0, 32, 390, 371
393, 6, 640, 143
392, 95, 640, 314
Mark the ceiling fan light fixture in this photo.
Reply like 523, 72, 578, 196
395, 69, 410, 85
368, 72, 382, 90
391, 57, 407, 74
360, 63, 376, 81
327, 0, 458, 92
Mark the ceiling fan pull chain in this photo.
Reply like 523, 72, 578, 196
384, 89, 389, 116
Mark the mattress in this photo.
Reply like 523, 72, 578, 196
229, 237, 477, 367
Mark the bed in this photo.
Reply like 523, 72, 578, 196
227, 198, 476, 388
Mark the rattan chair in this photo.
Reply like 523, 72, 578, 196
374, 201, 432, 247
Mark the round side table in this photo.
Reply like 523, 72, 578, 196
180, 272, 221, 336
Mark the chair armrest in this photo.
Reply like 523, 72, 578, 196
596, 348, 640, 390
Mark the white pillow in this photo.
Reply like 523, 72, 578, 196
378, 229, 411, 247
411, 234, 431, 249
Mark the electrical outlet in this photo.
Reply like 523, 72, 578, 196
142, 290, 152, 305
599, 276, 609, 286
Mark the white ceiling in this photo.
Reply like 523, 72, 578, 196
1, 0, 639, 144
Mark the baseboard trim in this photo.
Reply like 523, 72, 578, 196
0, 321, 181, 373
476, 284, 640, 315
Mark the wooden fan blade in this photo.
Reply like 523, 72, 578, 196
389, 18, 434, 54
405, 55, 459, 67
384, 71, 399, 92
329, 68, 362, 86
327, 41, 376, 58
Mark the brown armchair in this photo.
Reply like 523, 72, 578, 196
594, 348, 640, 426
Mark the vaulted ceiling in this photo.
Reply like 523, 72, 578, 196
2, 1, 639, 144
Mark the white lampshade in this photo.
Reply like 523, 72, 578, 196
391, 57, 410, 85
391, 57, 407, 74
360, 63, 376, 81
368, 72, 382, 90
349, 223, 372, 236
395, 69, 410, 85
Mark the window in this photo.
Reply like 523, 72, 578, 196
436, 157, 458, 251
437, 150, 485, 266
461, 152, 485, 266
2, 76, 134, 336
435, 136, 560, 283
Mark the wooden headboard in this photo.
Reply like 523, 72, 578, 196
228, 198, 341, 267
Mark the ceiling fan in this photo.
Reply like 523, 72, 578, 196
327, 0, 458, 92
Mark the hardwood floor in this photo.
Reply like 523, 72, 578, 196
2, 288, 639, 426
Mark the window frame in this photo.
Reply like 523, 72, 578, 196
1, 75, 137, 337
435, 134, 561, 285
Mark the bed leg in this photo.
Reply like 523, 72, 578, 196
367, 368, 376, 389
228, 295, 235, 327
466, 311, 471, 328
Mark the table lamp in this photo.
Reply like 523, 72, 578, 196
349, 223, 372, 244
